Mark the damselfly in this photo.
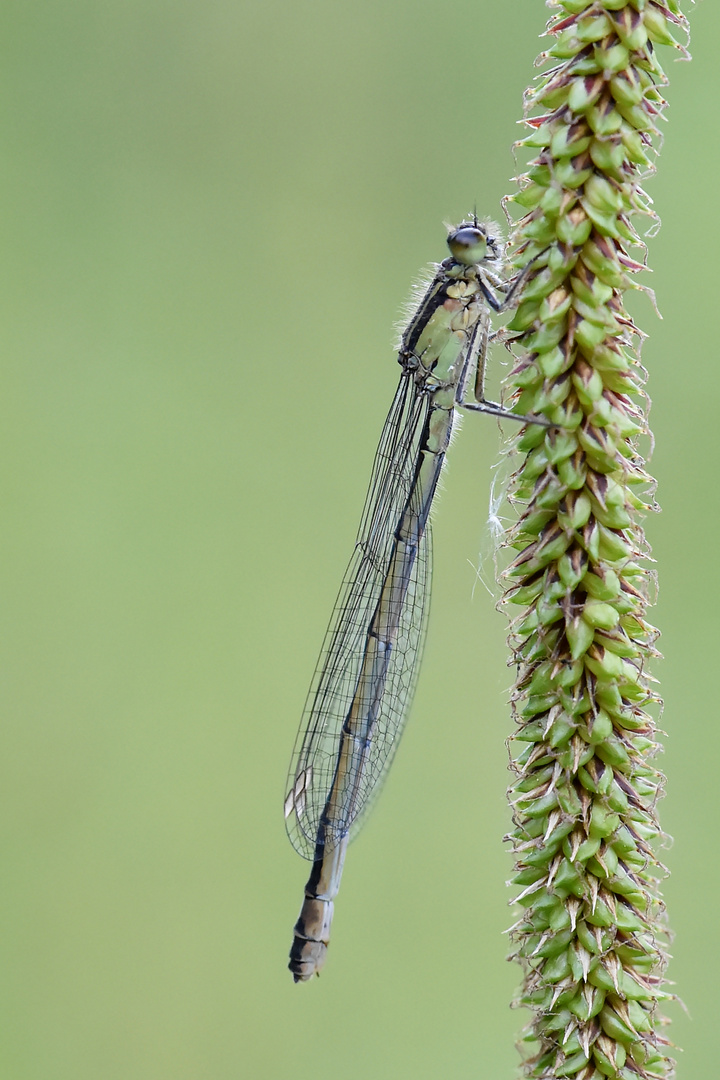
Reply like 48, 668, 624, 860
284, 218, 546, 981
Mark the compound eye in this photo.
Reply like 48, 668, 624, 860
447, 226, 487, 265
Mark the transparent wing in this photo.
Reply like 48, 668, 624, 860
285, 372, 433, 859
342, 522, 432, 844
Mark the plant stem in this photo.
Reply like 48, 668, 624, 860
499, 3, 690, 1077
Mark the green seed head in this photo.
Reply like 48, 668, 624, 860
498, 2, 690, 1077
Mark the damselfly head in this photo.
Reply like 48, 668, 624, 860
447, 219, 502, 266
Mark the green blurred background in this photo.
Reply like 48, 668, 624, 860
1, 2, 717, 1077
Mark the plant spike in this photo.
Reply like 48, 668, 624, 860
499, 3, 690, 1078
